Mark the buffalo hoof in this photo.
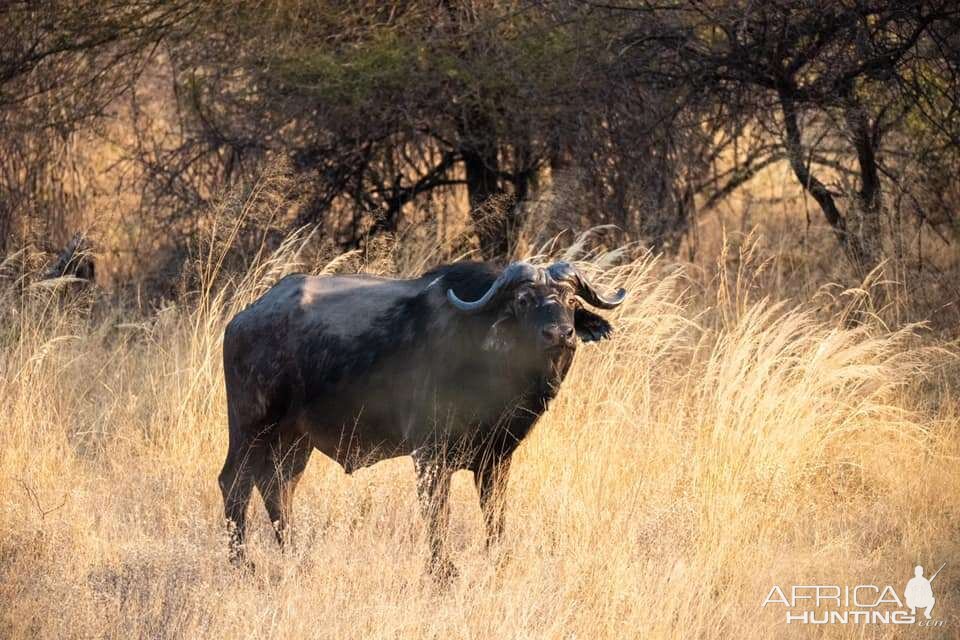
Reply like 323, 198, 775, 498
428, 557, 459, 585
492, 545, 513, 569
228, 552, 256, 574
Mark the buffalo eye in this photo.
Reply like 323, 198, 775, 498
516, 291, 532, 310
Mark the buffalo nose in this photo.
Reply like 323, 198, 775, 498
542, 324, 575, 346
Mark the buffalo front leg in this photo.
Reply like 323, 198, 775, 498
412, 451, 455, 580
474, 454, 512, 549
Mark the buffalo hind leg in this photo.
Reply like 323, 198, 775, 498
255, 436, 312, 549
218, 445, 258, 566
413, 451, 456, 581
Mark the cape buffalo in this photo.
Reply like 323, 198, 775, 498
218, 260, 625, 575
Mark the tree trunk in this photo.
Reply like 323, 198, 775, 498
460, 109, 506, 260
778, 87, 873, 276
843, 93, 883, 271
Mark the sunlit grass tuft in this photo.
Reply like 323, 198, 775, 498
1, 186, 957, 638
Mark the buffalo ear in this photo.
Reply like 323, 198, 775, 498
575, 307, 613, 342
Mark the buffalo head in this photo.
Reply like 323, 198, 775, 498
446, 261, 625, 361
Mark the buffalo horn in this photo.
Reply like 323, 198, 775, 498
446, 262, 539, 312
547, 262, 626, 309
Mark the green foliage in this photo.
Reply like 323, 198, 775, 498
261, 4, 584, 119
274, 32, 422, 105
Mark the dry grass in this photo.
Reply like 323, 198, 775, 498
1, 185, 959, 639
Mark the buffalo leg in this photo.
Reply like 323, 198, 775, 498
412, 452, 455, 579
474, 454, 512, 548
218, 445, 257, 565
255, 436, 311, 549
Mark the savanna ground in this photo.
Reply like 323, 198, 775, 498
1, 169, 959, 639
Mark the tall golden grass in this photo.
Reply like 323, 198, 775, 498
1, 182, 958, 639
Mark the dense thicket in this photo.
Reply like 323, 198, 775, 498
2, 1, 959, 284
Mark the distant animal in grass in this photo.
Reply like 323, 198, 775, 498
43, 232, 95, 283
218, 260, 625, 577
